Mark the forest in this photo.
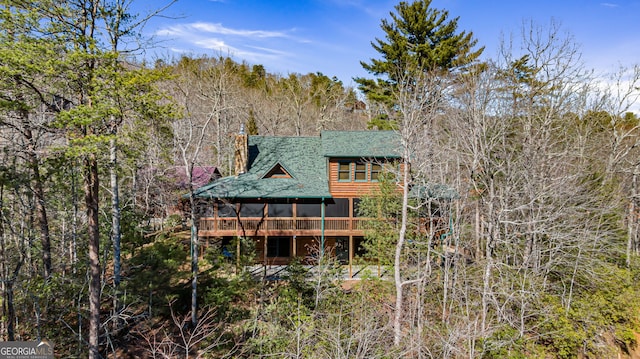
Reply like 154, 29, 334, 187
1, 0, 639, 358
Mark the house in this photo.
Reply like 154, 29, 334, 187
174, 166, 222, 190
169, 165, 222, 217
192, 130, 456, 271
141, 166, 222, 230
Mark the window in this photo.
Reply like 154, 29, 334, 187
267, 237, 290, 257
354, 162, 367, 181
268, 203, 293, 217
338, 162, 351, 181
238, 203, 265, 217
337, 160, 388, 182
370, 163, 382, 181
217, 203, 236, 217
297, 203, 321, 217
325, 198, 349, 217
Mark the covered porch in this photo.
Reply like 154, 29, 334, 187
198, 216, 377, 237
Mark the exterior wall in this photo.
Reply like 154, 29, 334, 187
328, 158, 380, 197
327, 158, 403, 198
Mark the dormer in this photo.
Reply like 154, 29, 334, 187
263, 162, 292, 179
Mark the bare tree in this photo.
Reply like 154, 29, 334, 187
430, 20, 635, 356
165, 56, 238, 327
139, 301, 233, 359
387, 66, 448, 346
102, 0, 177, 331
591, 65, 640, 266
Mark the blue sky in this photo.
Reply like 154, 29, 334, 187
133, 0, 640, 87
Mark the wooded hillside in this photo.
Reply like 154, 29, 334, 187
1, 0, 639, 358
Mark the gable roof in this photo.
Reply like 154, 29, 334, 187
194, 135, 330, 199
262, 162, 292, 179
321, 130, 401, 158
192, 130, 438, 200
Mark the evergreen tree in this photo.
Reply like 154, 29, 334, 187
355, 0, 483, 127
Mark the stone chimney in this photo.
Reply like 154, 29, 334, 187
234, 124, 248, 176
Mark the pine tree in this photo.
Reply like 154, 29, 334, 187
355, 0, 483, 127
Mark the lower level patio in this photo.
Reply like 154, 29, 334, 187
246, 263, 392, 281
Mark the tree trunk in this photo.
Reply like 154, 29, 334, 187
0, 182, 14, 341
72, 166, 79, 273
31, 162, 52, 279
85, 155, 101, 359
188, 162, 199, 328
481, 180, 496, 334
110, 136, 122, 325
0, 245, 22, 343
393, 157, 411, 346
4, 280, 15, 341
21, 114, 52, 279
190, 190, 199, 328
628, 168, 638, 267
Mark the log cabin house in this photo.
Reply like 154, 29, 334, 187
192, 129, 456, 270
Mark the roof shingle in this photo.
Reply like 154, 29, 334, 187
194, 135, 329, 199
321, 130, 401, 158
193, 131, 414, 200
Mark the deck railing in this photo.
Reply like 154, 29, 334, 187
198, 217, 435, 235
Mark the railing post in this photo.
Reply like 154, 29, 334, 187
213, 202, 218, 233
349, 198, 353, 232
293, 202, 297, 236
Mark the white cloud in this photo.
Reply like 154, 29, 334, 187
156, 22, 292, 41
168, 47, 188, 54
155, 21, 308, 60
193, 38, 234, 52
154, 21, 318, 77
155, 26, 188, 37
190, 22, 289, 38
245, 45, 290, 57
600, 2, 619, 8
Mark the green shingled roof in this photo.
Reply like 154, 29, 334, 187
193, 131, 455, 200
321, 130, 401, 158
193, 135, 330, 199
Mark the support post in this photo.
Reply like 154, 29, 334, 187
293, 235, 297, 258
321, 197, 326, 260
263, 235, 268, 264
349, 235, 353, 279
236, 236, 241, 274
